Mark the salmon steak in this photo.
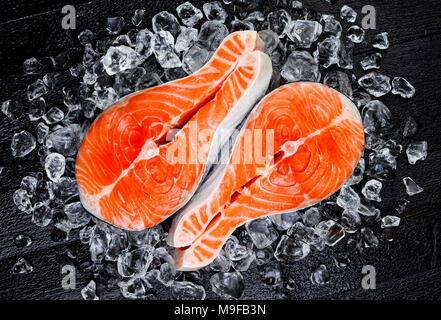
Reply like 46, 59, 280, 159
170, 82, 364, 271
75, 31, 273, 230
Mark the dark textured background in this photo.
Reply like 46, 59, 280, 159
0, 0, 441, 300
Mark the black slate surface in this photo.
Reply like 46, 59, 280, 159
0, 0, 441, 300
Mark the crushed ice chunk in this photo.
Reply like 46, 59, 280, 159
23, 57, 44, 75
152, 11, 182, 38
43, 72, 60, 89
44, 153, 65, 182
268, 211, 300, 231
210, 249, 232, 272
43, 107, 64, 124
79, 225, 96, 244
198, 20, 228, 50
210, 272, 244, 299
323, 70, 353, 97
302, 207, 322, 227
81, 280, 99, 300
177, 1, 203, 27
158, 262, 176, 286
340, 5, 357, 23
10, 258, 33, 274
360, 52, 382, 70
341, 209, 361, 233
102, 45, 143, 75
367, 148, 397, 180
245, 217, 279, 249
14, 234, 32, 248
135, 28, 153, 58
362, 179, 382, 202
315, 220, 345, 246
78, 29, 95, 46
253, 246, 274, 265
286, 20, 322, 48
406, 141, 427, 165
114, 67, 146, 96
13, 189, 32, 213
346, 25, 365, 43
346, 158, 365, 186
46, 124, 82, 156
403, 117, 418, 137
118, 277, 146, 299
258, 29, 280, 55
361, 227, 379, 248
151, 31, 182, 68
232, 252, 254, 272
281, 51, 320, 82
224, 235, 249, 260
2, 100, 22, 120
32, 202, 53, 226
175, 27, 198, 52
337, 185, 360, 211
132, 9, 145, 26
27, 79, 48, 101
274, 234, 310, 261
11, 130, 36, 158
117, 245, 154, 278
267, 9, 291, 37
90, 87, 118, 110
314, 36, 339, 68
203, 1, 228, 23
311, 264, 330, 285
29, 98, 46, 121
403, 177, 423, 196
171, 281, 206, 300
373, 32, 389, 50
64, 202, 90, 229
362, 100, 392, 134
391, 77, 415, 98
259, 261, 281, 286
353, 91, 371, 109
21, 176, 38, 195
321, 14, 342, 37
381, 216, 401, 228
106, 17, 125, 35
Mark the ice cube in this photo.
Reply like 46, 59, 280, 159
367, 148, 397, 180
406, 141, 427, 165
245, 217, 279, 249
302, 207, 322, 227
346, 25, 365, 43
210, 272, 244, 299
267, 9, 291, 37
259, 261, 281, 286
346, 158, 365, 186
340, 5, 357, 22
114, 67, 146, 96
258, 30, 280, 55
158, 262, 176, 286
46, 124, 82, 156
152, 11, 182, 38
90, 87, 118, 110
274, 235, 310, 261
253, 246, 274, 265
21, 176, 38, 195
315, 220, 345, 246
79, 225, 96, 244
135, 72, 163, 91
27, 79, 48, 101
29, 98, 46, 121
78, 29, 95, 46
362, 179, 382, 202
132, 9, 145, 26
13, 189, 32, 213
362, 100, 392, 134
321, 14, 342, 37
210, 250, 232, 272
44, 153, 65, 182
358, 72, 391, 97
171, 281, 206, 300
135, 28, 153, 58
336, 185, 360, 211
391, 77, 415, 98
175, 27, 198, 52
102, 45, 143, 75
360, 52, 382, 70
286, 20, 322, 48
177, 1, 203, 27
81, 280, 99, 300
403, 117, 418, 137
203, 1, 228, 23
64, 202, 90, 229
197, 20, 228, 50
43, 107, 64, 124
2, 100, 22, 120
324, 70, 353, 97
268, 211, 300, 231
337, 38, 354, 70
117, 245, 154, 278
32, 202, 53, 226
373, 32, 389, 50
23, 57, 44, 75
11, 130, 36, 158
403, 177, 423, 196
381, 215, 401, 228
10, 258, 33, 274
314, 36, 340, 68
360, 227, 379, 248
341, 209, 361, 233
151, 31, 182, 68
232, 252, 254, 272
311, 264, 330, 285
106, 17, 125, 35
281, 51, 320, 82
224, 235, 249, 261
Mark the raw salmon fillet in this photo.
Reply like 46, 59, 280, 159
171, 82, 364, 271
75, 31, 273, 230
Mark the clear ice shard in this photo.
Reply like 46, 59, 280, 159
403, 177, 423, 196
406, 141, 427, 165
102, 45, 143, 75
210, 272, 244, 299
281, 51, 320, 82
391, 77, 415, 98
151, 31, 182, 69
340, 5, 357, 23
44, 153, 65, 182
346, 26, 365, 43
311, 264, 330, 285
360, 53, 382, 70
177, 1, 203, 27
362, 100, 392, 134
203, 1, 228, 23
10, 258, 33, 274
373, 32, 389, 50
152, 11, 182, 38
286, 20, 322, 48
381, 216, 401, 228
81, 280, 99, 300
245, 217, 279, 249
362, 179, 382, 202
11, 130, 36, 158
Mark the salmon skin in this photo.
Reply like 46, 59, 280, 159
75, 31, 273, 230
171, 82, 364, 271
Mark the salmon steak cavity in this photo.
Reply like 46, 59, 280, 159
75, 31, 273, 230
169, 82, 364, 271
